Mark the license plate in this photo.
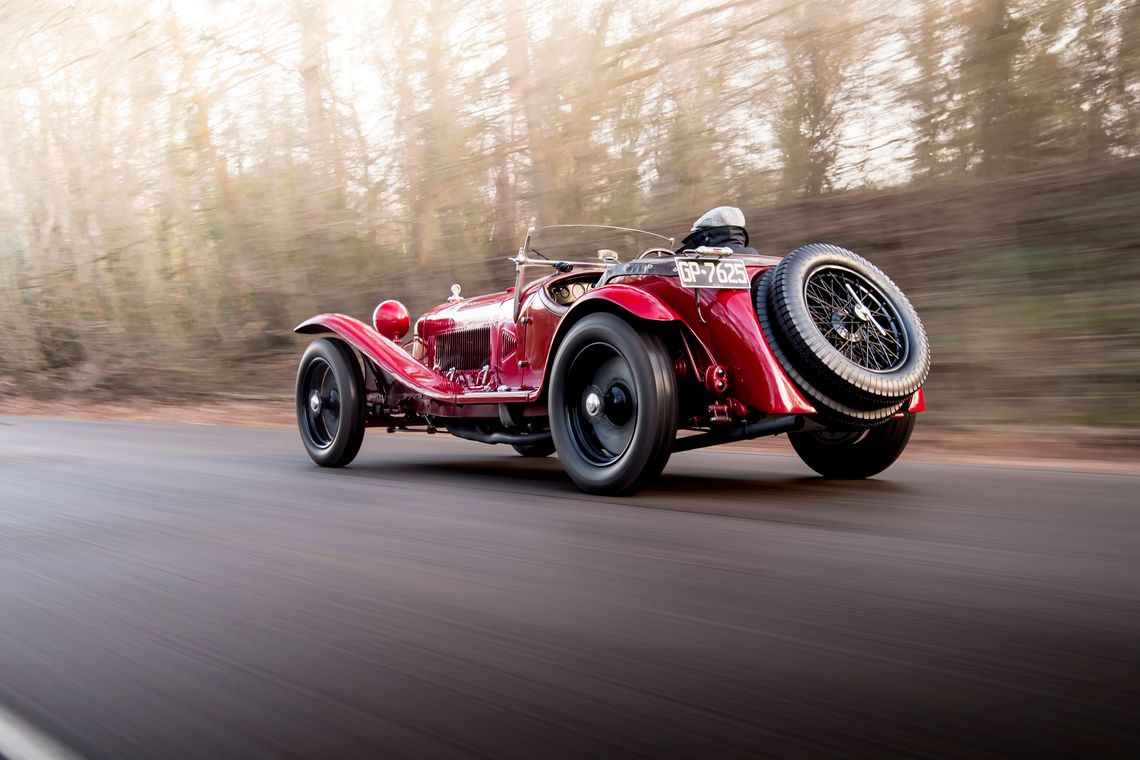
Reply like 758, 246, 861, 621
676, 258, 749, 289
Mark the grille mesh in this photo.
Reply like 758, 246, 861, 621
435, 326, 492, 370
500, 329, 517, 357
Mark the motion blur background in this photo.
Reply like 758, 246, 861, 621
1, 0, 1138, 440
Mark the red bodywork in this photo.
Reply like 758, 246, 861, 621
296, 250, 924, 430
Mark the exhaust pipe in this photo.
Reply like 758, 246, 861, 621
445, 423, 553, 447
672, 415, 803, 453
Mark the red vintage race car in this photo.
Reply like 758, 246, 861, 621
294, 222, 930, 495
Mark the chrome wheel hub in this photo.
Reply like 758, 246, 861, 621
309, 391, 322, 414
832, 310, 860, 342
585, 392, 602, 417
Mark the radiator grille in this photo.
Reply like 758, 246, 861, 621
435, 326, 492, 370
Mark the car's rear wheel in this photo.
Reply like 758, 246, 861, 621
296, 338, 366, 467
789, 413, 915, 478
549, 313, 676, 495
512, 441, 556, 458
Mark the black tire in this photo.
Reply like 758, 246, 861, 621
763, 244, 930, 411
549, 313, 677, 495
512, 440, 556, 458
754, 269, 905, 428
790, 413, 916, 479
296, 338, 366, 467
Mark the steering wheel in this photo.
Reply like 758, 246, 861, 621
637, 248, 677, 259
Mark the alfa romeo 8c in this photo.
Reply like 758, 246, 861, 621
295, 217, 930, 495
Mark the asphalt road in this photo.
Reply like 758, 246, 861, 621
0, 417, 1137, 759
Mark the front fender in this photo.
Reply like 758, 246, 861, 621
295, 314, 461, 401
532, 285, 690, 399
550, 285, 686, 361
570, 283, 683, 323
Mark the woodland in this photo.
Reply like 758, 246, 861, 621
1, 0, 1138, 430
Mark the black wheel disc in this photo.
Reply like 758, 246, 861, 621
789, 413, 916, 479
301, 357, 342, 449
804, 265, 908, 372
548, 313, 677, 495
564, 343, 638, 466
809, 429, 868, 447
295, 338, 366, 468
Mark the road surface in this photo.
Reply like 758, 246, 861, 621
0, 417, 1137, 758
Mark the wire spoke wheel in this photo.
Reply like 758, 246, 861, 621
804, 265, 908, 372
756, 244, 930, 425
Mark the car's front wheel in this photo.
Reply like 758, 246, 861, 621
296, 338, 366, 467
788, 413, 915, 479
549, 313, 677, 495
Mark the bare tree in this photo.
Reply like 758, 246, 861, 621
775, 1, 851, 197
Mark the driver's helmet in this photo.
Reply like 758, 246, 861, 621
690, 206, 746, 230
677, 206, 757, 254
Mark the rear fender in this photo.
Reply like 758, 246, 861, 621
296, 314, 461, 401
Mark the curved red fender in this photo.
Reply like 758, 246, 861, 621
524, 284, 689, 399
570, 283, 683, 322
295, 314, 462, 401
704, 290, 817, 416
